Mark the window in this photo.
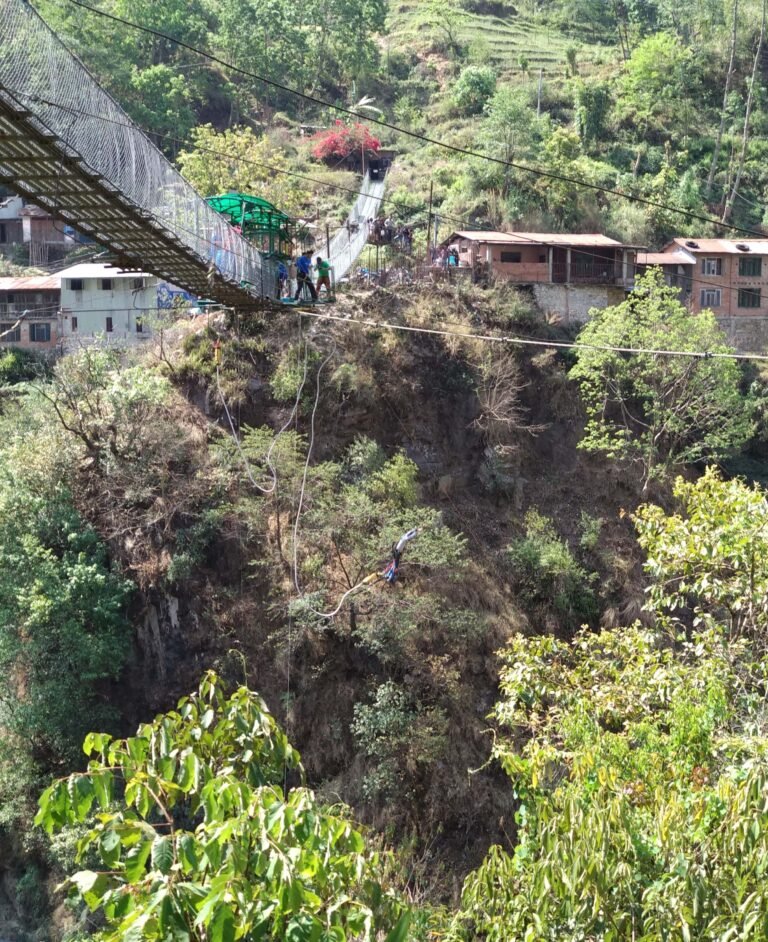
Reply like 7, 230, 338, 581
538, 254, 546, 263
700, 288, 722, 308
71, 316, 78, 331
702, 258, 722, 276
100, 278, 113, 291
105, 316, 113, 333
136, 317, 143, 334
738, 288, 761, 308
29, 322, 51, 342
739, 257, 762, 277
0, 223, 6, 243
500, 251, 522, 263
68, 278, 83, 291
132, 277, 145, 290
0, 323, 20, 342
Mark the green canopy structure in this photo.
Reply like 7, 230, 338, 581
206, 192, 295, 258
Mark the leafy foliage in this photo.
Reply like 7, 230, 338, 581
0, 347, 47, 386
311, 121, 382, 162
36, 672, 410, 942
507, 510, 598, 627
569, 269, 754, 486
454, 625, 768, 942
177, 125, 311, 214
351, 681, 448, 802
451, 66, 497, 115
636, 467, 768, 640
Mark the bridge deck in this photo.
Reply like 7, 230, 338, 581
0, 0, 273, 308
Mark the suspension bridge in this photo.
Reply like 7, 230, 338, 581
0, 0, 277, 308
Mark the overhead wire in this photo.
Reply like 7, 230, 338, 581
8, 87, 767, 306
293, 306, 768, 361
54, 0, 768, 239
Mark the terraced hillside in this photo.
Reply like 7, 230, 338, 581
386, 1, 611, 76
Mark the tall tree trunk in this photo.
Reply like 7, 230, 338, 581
706, 0, 739, 199
722, 0, 766, 224
611, 0, 629, 61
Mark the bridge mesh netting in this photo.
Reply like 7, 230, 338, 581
328, 173, 387, 281
0, 0, 274, 298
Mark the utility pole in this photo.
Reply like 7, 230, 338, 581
426, 180, 433, 263
537, 69, 543, 118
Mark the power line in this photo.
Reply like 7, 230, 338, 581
54, 0, 767, 239
10, 86, 767, 304
294, 306, 768, 361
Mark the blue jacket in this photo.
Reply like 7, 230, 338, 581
296, 255, 312, 276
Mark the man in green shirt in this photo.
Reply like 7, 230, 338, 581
315, 256, 332, 296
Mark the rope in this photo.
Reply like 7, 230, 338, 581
215, 335, 309, 495
291, 339, 336, 600
287, 333, 394, 620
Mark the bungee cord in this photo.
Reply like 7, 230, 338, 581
215, 322, 309, 495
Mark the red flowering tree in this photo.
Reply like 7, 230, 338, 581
311, 120, 381, 162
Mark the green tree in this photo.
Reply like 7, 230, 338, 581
0, 388, 131, 829
617, 31, 699, 132
454, 623, 768, 942
36, 672, 410, 941
635, 467, 768, 640
451, 66, 497, 116
574, 80, 611, 144
177, 125, 310, 213
569, 269, 754, 486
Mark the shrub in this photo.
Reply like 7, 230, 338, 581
0, 348, 47, 385
451, 65, 497, 115
507, 510, 597, 626
351, 682, 448, 802
310, 120, 381, 161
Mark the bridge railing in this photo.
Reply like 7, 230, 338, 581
0, 0, 272, 298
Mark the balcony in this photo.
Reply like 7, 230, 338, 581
552, 262, 627, 285
0, 302, 58, 319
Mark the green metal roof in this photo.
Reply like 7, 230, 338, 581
206, 192, 292, 235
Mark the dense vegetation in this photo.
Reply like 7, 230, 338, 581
28, 0, 768, 243
5, 0, 768, 939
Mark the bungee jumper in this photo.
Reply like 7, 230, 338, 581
307, 526, 425, 620
382, 526, 422, 585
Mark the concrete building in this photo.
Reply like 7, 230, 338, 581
0, 274, 61, 350
58, 263, 195, 343
441, 231, 639, 321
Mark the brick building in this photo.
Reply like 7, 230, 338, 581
638, 239, 768, 317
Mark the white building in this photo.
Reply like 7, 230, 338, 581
58, 263, 195, 342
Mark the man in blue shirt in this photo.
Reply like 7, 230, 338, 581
294, 250, 318, 301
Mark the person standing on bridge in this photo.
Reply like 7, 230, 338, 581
315, 256, 332, 297
294, 250, 318, 302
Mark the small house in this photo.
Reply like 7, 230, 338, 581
0, 274, 61, 350
440, 231, 639, 321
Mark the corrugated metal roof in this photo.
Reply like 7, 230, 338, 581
637, 251, 693, 266
0, 274, 61, 291
58, 263, 154, 279
446, 230, 628, 248
670, 238, 768, 254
